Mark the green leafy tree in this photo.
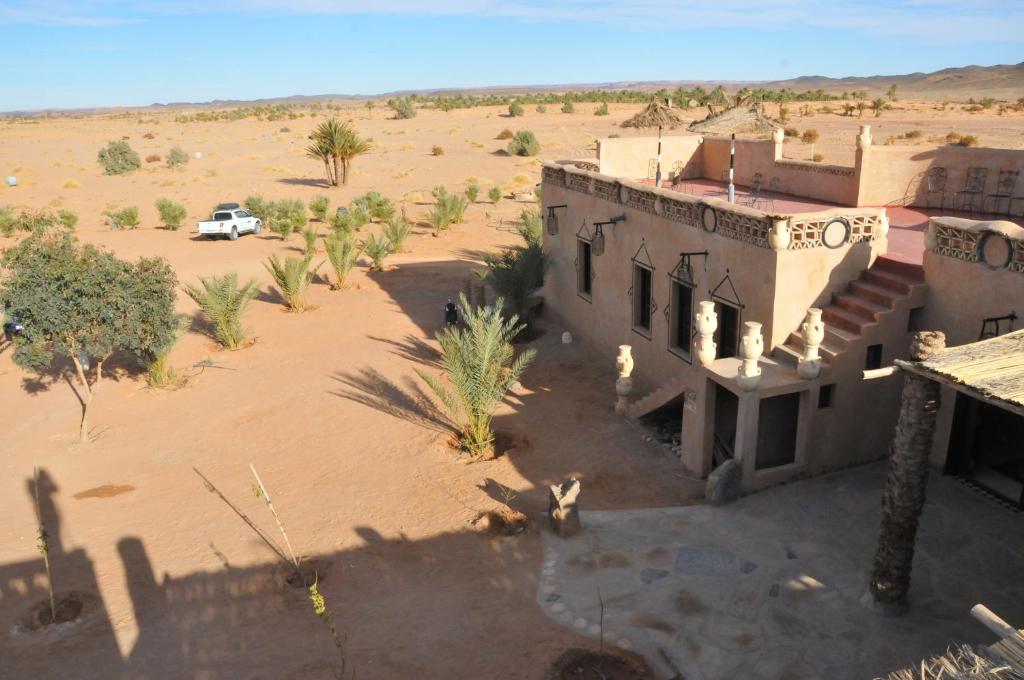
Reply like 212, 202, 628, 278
183, 273, 258, 350
416, 296, 535, 455
309, 195, 330, 221
155, 197, 187, 230
0, 231, 177, 441
97, 140, 141, 175
886, 84, 898, 102
506, 130, 540, 157
324, 231, 363, 290
244, 195, 273, 222
362, 234, 392, 271
264, 254, 322, 312
306, 118, 371, 186
872, 98, 886, 117
166, 146, 189, 169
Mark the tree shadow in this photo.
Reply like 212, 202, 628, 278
17, 352, 141, 397
276, 177, 333, 188
330, 367, 451, 435
366, 334, 443, 369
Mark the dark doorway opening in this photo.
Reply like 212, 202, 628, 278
712, 382, 739, 467
716, 302, 740, 359
946, 393, 1024, 508
755, 392, 800, 470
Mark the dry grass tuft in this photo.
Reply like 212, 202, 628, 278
62, 179, 81, 189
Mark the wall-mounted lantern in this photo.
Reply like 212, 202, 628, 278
591, 213, 626, 257
546, 204, 567, 236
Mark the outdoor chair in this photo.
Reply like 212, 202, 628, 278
955, 167, 988, 213
985, 170, 1019, 215
741, 174, 764, 208
764, 176, 781, 212
924, 167, 947, 209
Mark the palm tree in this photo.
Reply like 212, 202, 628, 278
183, 273, 259, 349
869, 331, 946, 613
481, 242, 548, 330
416, 295, 535, 456
306, 118, 371, 187
871, 98, 886, 118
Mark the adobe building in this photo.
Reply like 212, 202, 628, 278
540, 126, 1024, 503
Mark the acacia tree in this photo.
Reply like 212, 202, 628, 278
306, 118, 371, 187
0, 230, 177, 442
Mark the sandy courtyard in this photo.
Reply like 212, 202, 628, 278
1, 99, 1022, 678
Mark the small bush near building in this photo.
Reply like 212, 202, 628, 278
166, 146, 189, 169
155, 198, 187, 230
507, 130, 540, 157
98, 140, 141, 175
813, 153, 824, 163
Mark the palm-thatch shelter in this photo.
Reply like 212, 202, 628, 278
881, 643, 1024, 680
688, 103, 778, 135
620, 100, 684, 130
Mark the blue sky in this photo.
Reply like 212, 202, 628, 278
0, 1, 1021, 111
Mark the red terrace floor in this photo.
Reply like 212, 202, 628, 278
637, 178, 1023, 265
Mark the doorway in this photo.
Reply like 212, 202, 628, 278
712, 382, 739, 468
946, 393, 1024, 508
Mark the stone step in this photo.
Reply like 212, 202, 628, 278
873, 256, 925, 282
823, 306, 872, 335
848, 280, 901, 308
834, 293, 888, 322
863, 268, 917, 295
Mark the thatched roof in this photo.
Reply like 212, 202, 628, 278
620, 100, 683, 129
897, 330, 1024, 417
688, 103, 778, 135
881, 643, 1024, 679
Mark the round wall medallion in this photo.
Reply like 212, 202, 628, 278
618, 183, 629, 204
701, 205, 718, 233
821, 218, 851, 249
978, 231, 1014, 270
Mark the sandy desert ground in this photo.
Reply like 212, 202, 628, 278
0, 99, 1022, 678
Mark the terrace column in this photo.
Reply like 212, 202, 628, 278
867, 331, 946, 615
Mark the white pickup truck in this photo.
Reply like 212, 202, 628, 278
196, 203, 262, 240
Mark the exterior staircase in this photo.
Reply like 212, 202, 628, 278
774, 256, 926, 367
627, 375, 689, 419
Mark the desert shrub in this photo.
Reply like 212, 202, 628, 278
57, 210, 78, 230
904, 129, 924, 140
784, 127, 799, 137
956, 135, 979, 147
801, 129, 820, 144
2, 232, 177, 441
279, 126, 291, 133
155, 197, 187, 230
382, 213, 413, 252
145, 154, 162, 163
183, 273, 258, 349
301, 225, 319, 257
483, 242, 548, 328
779, 105, 790, 123
244, 195, 272, 222
147, 315, 190, 389
465, 184, 480, 203
517, 209, 542, 247
143, 132, 156, 139
425, 186, 468, 235
362, 233, 392, 271
415, 295, 535, 455
269, 199, 307, 239
508, 102, 524, 117
323, 231, 362, 290
536, 104, 547, 113
871, 98, 886, 117
497, 128, 514, 140
97, 140, 141, 175
391, 97, 416, 119
813, 153, 824, 163
489, 187, 502, 204
432, 145, 445, 156
309, 195, 330, 221
104, 206, 140, 230
507, 130, 540, 157
0, 206, 16, 237
352, 191, 394, 222
166, 146, 189, 169
264, 254, 322, 312
561, 101, 574, 114
594, 102, 609, 116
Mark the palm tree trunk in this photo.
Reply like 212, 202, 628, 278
869, 331, 946, 613
341, 159, 349, 185
332, 157, 341, 187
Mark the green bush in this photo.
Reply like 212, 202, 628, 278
517, 209, 542, 247
352, 191, 395, 222
783, 127, 799, 137
506, 130, 540, 157
244, 195, 272, 222
166, 146, 189, 169
97, 140, 141, 175
309, 195, 330, 221
301, 225, 319, 257
104, 206, 140, 230
362, 233, 392, 271
425, 187, 468, 235
488, 187, 502, 204
536, 104, 547, 113
383, 213, 413, 252
155, 198, 187, 230
561, 101, 575, 114
57, 210, 78, 230
391, 97, 417, 119
594, 102, 609, 116
269, 199, 307, 239
465, 184, 480, 203
324, 231, 362, 289
0, 206, 16, 237
508, 101, 524, 117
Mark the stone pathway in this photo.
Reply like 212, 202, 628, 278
537, 464, 1024, 679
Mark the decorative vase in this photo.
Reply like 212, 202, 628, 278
876, 209, 890, 238
798, 309, 824, 380
694, 301, 718, 367
768, 220, 791, 250
736, 321, 763, 391
614, 345, 634, 416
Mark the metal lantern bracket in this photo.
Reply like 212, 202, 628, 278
709, 269, 744, 309
546, 204, 567, 236
575, 219, 592, 241
979, 311, 1017, 340
631, 240, 655, 270
670, 250, 708, 286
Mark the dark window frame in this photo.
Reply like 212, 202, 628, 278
576, 237, 593, 301
668, 278, 695, 361
632, 262, 654, 339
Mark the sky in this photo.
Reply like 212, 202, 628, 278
0, 0, 1021, 111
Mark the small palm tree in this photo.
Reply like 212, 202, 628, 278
264, 254, 323, 312
183, 273, 259, 349
301, 225, 319, 258
871, 98, 886, 117
362, 233, 392, 271
416, 296, 535, 455
517, 209, 542, 247
324, 231, 362, 290
382, 213, 412, 252
482, 243, 548, 329
307, 118, 371, 187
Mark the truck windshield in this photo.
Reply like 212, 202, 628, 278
213, 212, 232, 221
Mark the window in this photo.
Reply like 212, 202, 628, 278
818, 384, 835, 409
716, 302, 740, 359
577, 239, 592, 299
755, 392, 800, 470
865, 344, 883, 370
669, 280, 694, 358
632, 264, 653, 335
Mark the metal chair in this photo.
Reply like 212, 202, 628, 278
985, 170, 1019, 215
955, 167, 988, 214
741, 174, 764, 208
924, 167, 947, 209
764, 176, 781, 212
